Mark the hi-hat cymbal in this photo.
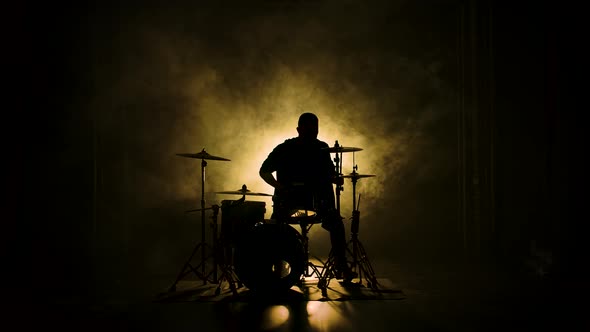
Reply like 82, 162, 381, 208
176, 149, 230, 161
341, 173, 376, 179
214, 184, 272, 197
322, 146, 363, 153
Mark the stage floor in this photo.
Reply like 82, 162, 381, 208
8, 259, 581, 331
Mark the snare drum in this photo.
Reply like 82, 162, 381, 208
220, 199, 266, 246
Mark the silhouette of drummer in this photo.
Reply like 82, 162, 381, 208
259, 112, 356, 281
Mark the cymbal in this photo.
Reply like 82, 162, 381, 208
214, 184, 272, 197
176, 149, 230, 161
322, 146, 363, 153
215, 191, 272, 197
341, 173, 376, 179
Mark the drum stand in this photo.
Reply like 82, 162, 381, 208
298, 216, 325, 281
273, 208, 324, 284
168, 158, 218, 292
214, 201, 241, 296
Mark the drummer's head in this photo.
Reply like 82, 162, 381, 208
297, 113, 319, 139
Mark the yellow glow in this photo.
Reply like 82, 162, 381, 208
173, 124, 378, 220
170, 68, 403, 224
260, 305, 290, 330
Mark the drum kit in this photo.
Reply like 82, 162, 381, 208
168, 141, 379, 297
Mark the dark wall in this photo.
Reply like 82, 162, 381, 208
492, 1, 552, 259
7, 1, 96, 300
492, 0, 584, 279
7, 0, 581, 302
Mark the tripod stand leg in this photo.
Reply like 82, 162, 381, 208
358, 241, 378, 288
216, 264, 240, 297
168, 242, 207, 292
213, 239, 241, 297
346, 238, 379, 290
168, 241, 219, 291
347, 239, 359, 279
317, 250, 338, 298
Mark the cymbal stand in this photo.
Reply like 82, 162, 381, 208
318, 164, 379, 297
347, 165, 379, 290
332, 140, 344, 214
168, 158, 217, 292
317, 142, 347, 297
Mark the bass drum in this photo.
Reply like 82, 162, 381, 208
233, 222, 305, 294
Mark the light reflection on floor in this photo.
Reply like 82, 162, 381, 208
260, 305, 290, 330
306, 301, 354, 331
214, 298, 357, 332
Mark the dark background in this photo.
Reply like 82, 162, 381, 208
4, 0, 585, 305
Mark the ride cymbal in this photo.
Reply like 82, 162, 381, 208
176, 149, 230, 161
322, 146, 363, 153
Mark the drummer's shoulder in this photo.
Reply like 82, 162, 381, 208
269, 138, 296, 153
281, 137, 299, 146
316, 140, 330, 148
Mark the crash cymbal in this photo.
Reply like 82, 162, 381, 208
214, 184, 272, 197
341, 173, 376, 179
322, 146, 363, 153
176, 149, 230, 161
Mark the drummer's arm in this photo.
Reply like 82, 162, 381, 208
260, 148, 286, 190
260, 170, 292, 194
260, 170, 281, 189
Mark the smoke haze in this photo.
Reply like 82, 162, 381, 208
77, 0, 459, 274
